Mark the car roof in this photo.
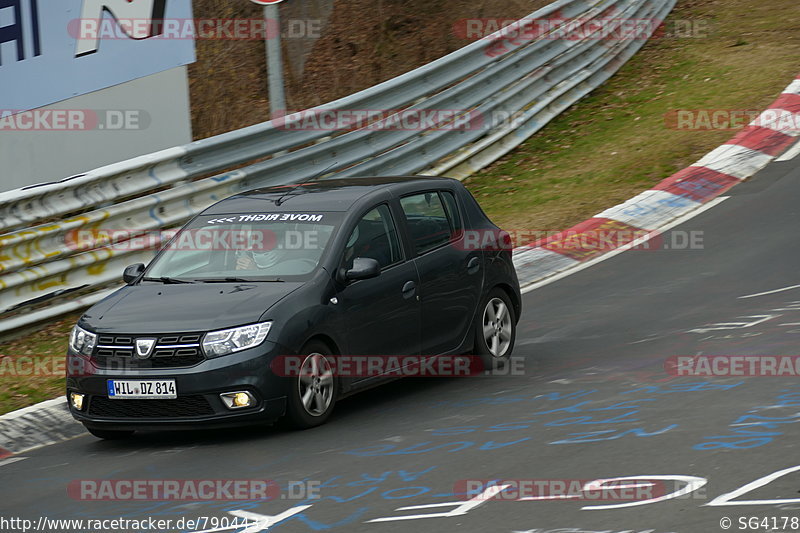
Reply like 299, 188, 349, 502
202, 176, 458, 214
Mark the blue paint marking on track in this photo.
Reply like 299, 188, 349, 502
694, 391, 800, 450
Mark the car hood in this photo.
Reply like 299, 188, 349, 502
81, 282, 303, 334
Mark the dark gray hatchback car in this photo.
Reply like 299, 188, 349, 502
66, 176, 521, 438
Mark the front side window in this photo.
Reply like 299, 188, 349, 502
400, 191, 456, 255
145, 212, 341, 281
343, 204, 402, 270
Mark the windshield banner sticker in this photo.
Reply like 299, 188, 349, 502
207, 214, 325, 224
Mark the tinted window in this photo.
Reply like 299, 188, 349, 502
400, 192, 454, 255
440, 191, 463, 235
146, 213, 340, 281
344, 204, 402, 270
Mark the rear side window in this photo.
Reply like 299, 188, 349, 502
440, 191, 463, 235
400, 192, 457, 255
344, 204, 403, 270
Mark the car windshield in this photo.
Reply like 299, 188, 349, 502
145, 212, 341, 281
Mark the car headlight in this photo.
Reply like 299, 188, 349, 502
69, 325, 97, 356
202, 322, 272, 358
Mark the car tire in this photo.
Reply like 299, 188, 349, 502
284, 341, 338, 429
474, 288, 516, 371
85, 426, 135, 440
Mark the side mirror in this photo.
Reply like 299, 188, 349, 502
123, 263, 145, 285
345, 257, 380, 281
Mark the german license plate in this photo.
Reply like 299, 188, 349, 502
107, 380, 177, 399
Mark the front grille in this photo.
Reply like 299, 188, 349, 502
93, 334, 205, 369
88, 395, 215, 418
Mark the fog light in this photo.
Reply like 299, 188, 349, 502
220, 391, 255, 410
233, 393, 251, 407
70, 392, 85, 411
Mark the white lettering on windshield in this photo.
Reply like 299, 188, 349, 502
207, 214, 324, 224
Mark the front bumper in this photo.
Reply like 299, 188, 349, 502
67, 341, 288, 431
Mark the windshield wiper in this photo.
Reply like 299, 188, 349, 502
142, 276, 195, 284
194, 277, 285, 283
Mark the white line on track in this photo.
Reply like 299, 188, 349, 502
185, 522, 260, 533
739, 285, 800, 299
0, 457, 27, 467
521, 196, 729, 294
777, 140, 800, 162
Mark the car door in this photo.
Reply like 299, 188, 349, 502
399, 190, 482, 355
334, 203, 421, 383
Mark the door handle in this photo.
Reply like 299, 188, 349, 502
467, 256, 480, 273
402, 281, 416, 298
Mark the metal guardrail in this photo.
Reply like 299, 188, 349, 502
0, 0, 675, 333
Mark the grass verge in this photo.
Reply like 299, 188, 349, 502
465, 0, 800, 233
0, 314, 79, 415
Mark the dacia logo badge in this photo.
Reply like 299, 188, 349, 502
135, 338, 157, 359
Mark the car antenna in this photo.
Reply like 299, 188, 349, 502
274, 162, 339, 207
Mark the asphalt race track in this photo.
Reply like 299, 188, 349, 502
3, 150, 800, 533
